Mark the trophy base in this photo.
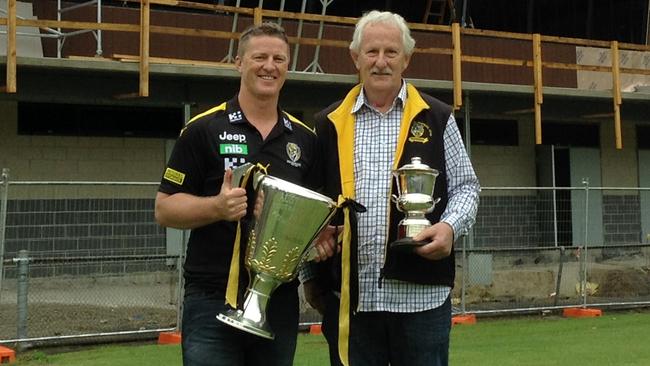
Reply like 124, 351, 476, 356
389, 237, 428, 253
216, 310, 274, 340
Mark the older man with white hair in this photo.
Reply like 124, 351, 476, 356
303, 10, 480, 366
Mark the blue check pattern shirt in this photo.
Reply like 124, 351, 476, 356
353, 81, 480, 313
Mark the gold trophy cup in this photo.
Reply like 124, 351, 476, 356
217, 163, 339, 339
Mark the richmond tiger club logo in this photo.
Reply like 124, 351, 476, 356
285, 142, 302, 167
408, 121, 432, 143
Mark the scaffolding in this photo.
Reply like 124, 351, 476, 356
57, 0, 103, 57
0, 0, 103, 58
0, 2, 61, 46
1, 0, 648, 148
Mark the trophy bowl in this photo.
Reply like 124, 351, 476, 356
217, 170, 338, 339
390, 157, 440, 252
395, 193, 434, 213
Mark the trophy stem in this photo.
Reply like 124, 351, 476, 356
389, 216, 431, 253
216, 273, 280, 340
401, 215, 431, 238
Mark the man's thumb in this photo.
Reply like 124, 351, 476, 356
222, 169, 233, 191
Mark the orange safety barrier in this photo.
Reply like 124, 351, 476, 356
309, 324, 323, 335
563, 307, 603, 318
452, 314, 477, 325
158, 331, 182, 345
0, 345, 16, 364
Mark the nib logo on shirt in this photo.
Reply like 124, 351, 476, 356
220, 144, 248, 155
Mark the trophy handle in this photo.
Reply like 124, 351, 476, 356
252, 170, 266, 190
231, 162, 255, 188
304, 205, 341, 261
305, 196, 365, 262
230, 162, 269, 190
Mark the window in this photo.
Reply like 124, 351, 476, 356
456, 118, 519, 146
638, 125, 650, 149
18, 102, 184, 138
542, 122, 599, 147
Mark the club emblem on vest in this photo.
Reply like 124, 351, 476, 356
408, 121, 431, 143
286, 142, 302, 167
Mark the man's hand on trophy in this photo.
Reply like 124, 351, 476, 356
412, 222, 454, 260
215, 169, 248, 221
302, 280, 327, 315
312, 225, 341, 262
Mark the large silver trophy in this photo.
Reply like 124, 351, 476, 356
217, 163, 339, 339
389, 157, 441, 252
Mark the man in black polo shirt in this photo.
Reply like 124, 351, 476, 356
155, 22, 319, 366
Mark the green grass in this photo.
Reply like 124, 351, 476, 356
450, 312, 650, 366
12, 311, 650, 365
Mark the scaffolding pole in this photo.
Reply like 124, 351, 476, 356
291, 0, 308, 71
303, 0, 332, 73
0, 169, 9, 304
57, 0, 102, 58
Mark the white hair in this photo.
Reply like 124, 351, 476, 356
349, 10, 415, 56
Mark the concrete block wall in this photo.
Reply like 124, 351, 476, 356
0, 100, 170, 278
600, 118, 638, 187
471, 118, 536, 187
473, 194, 541, 248
0, 100, 168, 184
603, 194, 642, 244
2, 197, 167, 278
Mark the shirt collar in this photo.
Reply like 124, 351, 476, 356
227, 96, 293, 133
352, 80, 407, 114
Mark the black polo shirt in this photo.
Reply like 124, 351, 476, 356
158, 96, 319, 292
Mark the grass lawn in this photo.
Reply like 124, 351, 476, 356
450, 311, 650, 365
11, 311, 650, 365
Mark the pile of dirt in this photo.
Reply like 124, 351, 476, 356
592, 269, 650, 297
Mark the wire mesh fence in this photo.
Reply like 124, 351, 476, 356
0, 171, 178, 345
1, 170, 649, 346
1, 253, 179, 343
453, 244, 650, 315
458, 185, 650, 314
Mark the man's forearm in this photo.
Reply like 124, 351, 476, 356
155, 192, 222, 229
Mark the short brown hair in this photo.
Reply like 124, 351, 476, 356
237, 22, 289, 57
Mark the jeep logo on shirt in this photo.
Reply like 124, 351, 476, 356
220, 144, 248, 155
218, 131, 247, 143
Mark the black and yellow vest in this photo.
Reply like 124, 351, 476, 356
313, 83, 455, 306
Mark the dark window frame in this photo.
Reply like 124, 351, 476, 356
456, 118, 519, 146
637, 125, 650, 149
542, 122, 600, 148
18, 102, 184, 139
